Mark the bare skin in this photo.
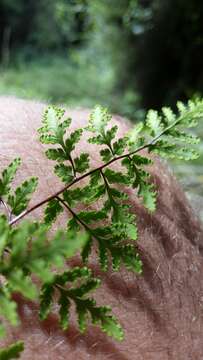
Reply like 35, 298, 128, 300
0, 96, 203, 360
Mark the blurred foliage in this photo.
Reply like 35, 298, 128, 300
0, 0, 143, 119
0, 0, 87, 55
0, 0, 203, 212
0, 55, 141, 120
134, 0, 203, 109
1, 0, 203, 112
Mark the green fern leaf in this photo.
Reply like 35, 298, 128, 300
138, 181, 157, 212
63, 183, 106, 207
165, 128, 200, 144
120, 245, 142, 273
0, 288, 18, 328
87, 105, 111, 134
0, 219, 88, 302
68, 278, 101, 298
77, 299, 124, 341
39, 284, 55, 321
81, 236, 93, 262
0, 159, 21, 197
39, 266, 122, 339
8, 270, 37, 300
100, 148, 112, 162
59, 291, 71, 330
150, 140, 199, 160
113, 137, 128, 155
162, 107, 176, 124
54, 164, 74, 183
109, 188, 129, 200
94, 310, 124, 341
44, 198, 63, 225
131, 154, 152, 165
65, 129, 83, 154
8, 177, 38, 215
78, 209, 107, 224
177, 99, 203, 128
98, 241, 108, 271
87, 107, 120, 154
45, 148, 67, 161
0, 216, 9, 256
105, 125, 118, 145
127, 122, 145, 151
111, 247, 121, 271
74, 153, 90, 173
146, 109, 163, 136
104, 169, 129, 185
38, 107, 71, 144
55, 267, 91, 284
0, 341, 24, 360
76, 299, 89, 332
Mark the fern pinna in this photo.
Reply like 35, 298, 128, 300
0, 99, 202, 359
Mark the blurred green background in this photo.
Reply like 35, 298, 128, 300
0, 0, 203, 218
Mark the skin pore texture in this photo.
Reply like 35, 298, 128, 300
0, 96, 203, 360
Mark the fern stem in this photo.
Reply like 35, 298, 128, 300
108, 142, 115, 156
56, 196, 91, 233
100, 169, 116, 208
68, 155, 76, 178
0, 198, 12, 221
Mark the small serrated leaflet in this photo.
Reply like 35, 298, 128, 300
0, 158, 21, 197
88, 105, 111, 134
45, 148, 67, 161
100, 148, 112, 162
0, 215, 9, 256
104, 169, 129, 185
59, 292, 71, 330
8, 177, 38, 215
54, 164, 73, 183
44, 198, 63, 225
65, 129, 83, 154
81, 236, 93, 262
0, 341, 24, 360
74, 153, 90, 173
138, 181, 156, 212
146, 109, 163, 136
39, 284, 55, 320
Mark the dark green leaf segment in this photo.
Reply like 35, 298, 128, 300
0, 341, 24, 360
0, 98, 202, 358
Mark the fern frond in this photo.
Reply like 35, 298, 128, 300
144, 99, 202, 160
1, 98, 202, 355
39, 267, 123, 340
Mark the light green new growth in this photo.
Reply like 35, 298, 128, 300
0, 98, 202, 359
